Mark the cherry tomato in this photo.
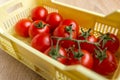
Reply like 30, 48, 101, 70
98, 33, 120, 54
71, 49, 93, 69
46, 12, 63, 31
77, 34, 98, 54
31, 33, 51, 53
29, 20, 50, 38
53, 25, 77, 38
44, 46, 70, 65
31, 6, 48, 21
15, 18, 32, 37
93, 50, 118, 75
60, 19, 79, 35
53, 25, 77, 48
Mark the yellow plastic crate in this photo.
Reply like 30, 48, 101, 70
0, 0, 120, 80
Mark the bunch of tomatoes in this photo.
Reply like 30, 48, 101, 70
14, 6, 120, 76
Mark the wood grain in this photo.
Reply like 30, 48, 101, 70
0, 0, 120, 80
0, 49, 45, 80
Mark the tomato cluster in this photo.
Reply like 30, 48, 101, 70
14, 6, 120, 76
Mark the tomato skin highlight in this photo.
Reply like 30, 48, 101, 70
29, 20, 50, 38
15, 19, 32, 37
31, 6, 48, 21
93, 50, 118, 75
31, 33, 51, 53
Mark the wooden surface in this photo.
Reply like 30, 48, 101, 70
0, 0, 120, 80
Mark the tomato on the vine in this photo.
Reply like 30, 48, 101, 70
93, 50, 118, 75
60, 19, 79, 35
15, 18, 32, 37
29, 20, 50, 38
53, 25, 77, 48
70, 49, 93, 69
44, 46, 70, 65
46, 12, 63, 31
98, 33, 120, 54
79, 35, 97, 54
31, 6, 48, 21
53, 25, 77, 38
76, 29, 98, 54
31, 33, 51, 53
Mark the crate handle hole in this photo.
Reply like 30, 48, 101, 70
34, 65, 41, 72
7, 2, 23, 13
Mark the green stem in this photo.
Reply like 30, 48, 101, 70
56, 38, 61, 55
65, 25, 73, 39
77, 41, 83, 58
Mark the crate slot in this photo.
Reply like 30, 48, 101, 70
2, 8, 31, 32
55, 71, 71, 80
94, 22, 119, 35
34, 65, 54, 80
0, 36, 17, 58
34, 65, 43, 73
7, 2, 23, 13
17, 54, 34, 69
16, 8, 31, 19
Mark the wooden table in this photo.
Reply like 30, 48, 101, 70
0, 0, 120, 80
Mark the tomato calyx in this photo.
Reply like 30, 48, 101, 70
65, 25, 74, 32
65, 24, 74, 39
48, 38, 63, 59
34, 21, 47, 28
95, 48, 107, 63
98, 33, 114, 48
79, 28, 91, 39
48, 46, 60, 59
69, 46, 84, 60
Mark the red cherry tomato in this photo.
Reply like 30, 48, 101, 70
93, 50, 118, 75
31, 6, 48, 21
44, 46, 70, 65
99, 33, 120, 54
15, 18, 32, 37
53, 25, 77, 48
29, 20, 50, 38
46, 12, 63, 31
31, 33, 51, 53
60, 19, 79, 35
77, 34, 98, 54
71, 49, 93, 69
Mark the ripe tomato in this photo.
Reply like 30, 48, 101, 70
31, 33, 51, 53
15, 18, 32, 37
77, 34, 98, 54
93, 50, 118, 75
71, 49, 93, 69
98, 33, 120, 54
60, 19, 79, 35
29, 20, 50, 38
44, 46, 70, 65
53, 25, 77, 48
46, 12, 63, 31
31, 6, 48, 21
53, 25, 77, 38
